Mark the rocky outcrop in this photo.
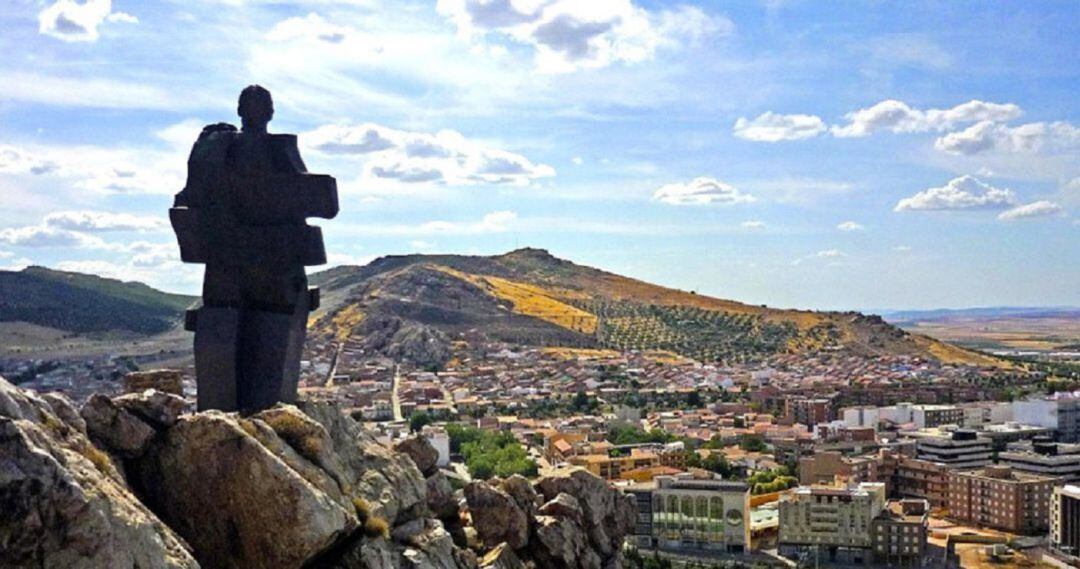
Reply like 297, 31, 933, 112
395, 435, 439, 476
0, 378, 197, 568
464, 468, 636, 569
0, 377, 635, 569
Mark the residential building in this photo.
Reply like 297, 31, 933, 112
842, 406, 880, 431
999, 439, 1080, 482
912, 405, 964, 429
570, 448, 659, 480
880, 450, 950, 509
778, 482, 886, 564
1014, 395, 1080, 443
798, 451, 878, 486
871, 499, 929, 567
422, 425, 451, 467
786, 398, 832, 427
913, 429, 992, 469
626, 474, 750, 554
1049, 485, 1080, 567
947, 465, 1055, 534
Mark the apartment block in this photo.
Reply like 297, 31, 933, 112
914, 429, 992, 469
871, 499, 929, 567
779, 482, 886, 564
786, 398, 832, 427
880, 449, 950, 509
947, 465, 1055, 535
1000, 439, 1080, 482
1050, 485, 1080, 567
798, 451, 878, 486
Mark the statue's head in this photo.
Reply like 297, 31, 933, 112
238, 85, 273, 132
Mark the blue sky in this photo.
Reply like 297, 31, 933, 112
0, 0, 1077, 310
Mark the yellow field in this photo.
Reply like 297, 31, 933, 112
329, 304, 364, 341
432, 265, 598, 334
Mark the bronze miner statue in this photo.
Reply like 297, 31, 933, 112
170, 85, 338, 412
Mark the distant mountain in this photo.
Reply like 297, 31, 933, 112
308, 248, 1002, 367
0, 266, 196, 335
882, 306, 1080, 324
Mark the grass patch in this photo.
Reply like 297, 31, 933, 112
260, 411, 325, 460
79, 444, 113, 475
352, 497, 371, 521
363, 516, 390, 539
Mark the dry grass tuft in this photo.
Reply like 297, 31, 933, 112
363, 516, 390, 540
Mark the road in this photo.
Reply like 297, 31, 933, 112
390, 364, 403, 421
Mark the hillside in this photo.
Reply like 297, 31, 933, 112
0, 266, 195, 335
309, 248, 1002, 367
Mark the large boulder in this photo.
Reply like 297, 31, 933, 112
395, 435, 439, 476
535, 468, 636, 562
532, 515, 601, 569
114, 389, 187, 429
80, 393, 156, 458
130, 411, 356, 569
479, 543, 526, 569
463, 481, 529, 549
427, 470, 460, 519
0, 377, 197, 568
499, 475, 541, 518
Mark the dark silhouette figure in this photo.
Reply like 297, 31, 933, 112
170, 85, 338, 412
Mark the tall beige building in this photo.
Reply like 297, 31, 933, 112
779, 482, 886, 564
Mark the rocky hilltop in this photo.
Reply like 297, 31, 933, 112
0, 377, 633, 568
308, 248, 1001, 368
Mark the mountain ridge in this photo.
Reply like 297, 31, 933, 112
308, 248, 1003, 367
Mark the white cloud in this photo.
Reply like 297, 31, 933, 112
837, 221, 865, 231
934, 120, 1080, 155
38, 0, 136, 43
816, 249, 846, 258
893, 245, 913, 253
997, 200, 1065, 221
436, 0, 728, 72
895, 175, 1017, 212
304, 123, 554, 186
653, 177, 755, 206
571, 156, 583, 165
732, 112, 827, 142
409, 240, 437, 251
831, 99, 1022, 138
0, 142, 188, 196
43, 211, 168, 233
419, 211, 518, 234
0, 226, 106, 248
0, 145, 60, 175
741, 220, 766, 229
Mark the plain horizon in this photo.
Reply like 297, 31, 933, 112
1, 1, 1077, 310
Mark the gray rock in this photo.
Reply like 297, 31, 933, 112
427, 470, 460, 519
532, 515, 600, 569
500, 474, 541, 518
535, 468, 637, 562
80, 393, 156, 458
41, 392, 87, 434
0, 377, 197, 569
479, 542, 525, 569
538, 492, 583, 525
395, 435, 440, 476
115, 389, 187, 429
463, 481, 529, 549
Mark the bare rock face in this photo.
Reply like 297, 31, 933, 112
479, 542, 526, 569
499, 474, 541, 518
463, 481, 529, 549
80, 392, 156, 458
426, 470, 460, 519
395, 435, 439, 476
535, 468, 636, 561
114, 389, 187, 429
537, 492, 584, 526
0, 377, 198, 569
124, 369, 184, 396
532, 515, 601, 569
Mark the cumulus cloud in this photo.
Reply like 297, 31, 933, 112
43, 211, 168, 233
837, 221, 865, 231
0, 226, 106, 248
831, 99, 1022, 138
0, 145, 60, 175
436, 0, 728, 72
997, 200, 1065, 221
305, 123, 554, 186
38, 0, 136, 43
894, 175, 1017, 212
653, 177, 755, 206
732, 112, 827, 142
934, 120, 1080, 155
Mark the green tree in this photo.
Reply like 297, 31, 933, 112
409, 411, 432, 433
